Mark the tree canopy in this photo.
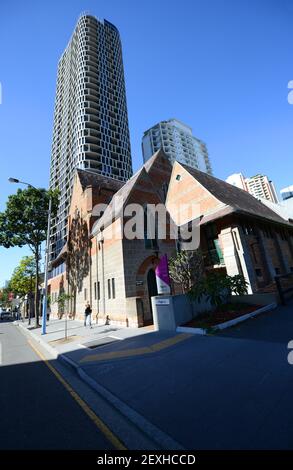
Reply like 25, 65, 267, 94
0, 187, 58, 253
9, 256, 36, 297
0, 186, 59, 326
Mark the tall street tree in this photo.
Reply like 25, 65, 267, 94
9, 256, 36, 297
0, 187, 58, 327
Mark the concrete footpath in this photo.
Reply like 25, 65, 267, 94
16, 302, 293, 449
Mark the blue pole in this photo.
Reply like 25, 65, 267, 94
42, 290, 47, 335
42, 197, 52, 335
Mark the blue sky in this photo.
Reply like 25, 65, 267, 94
0, 0, 292, 286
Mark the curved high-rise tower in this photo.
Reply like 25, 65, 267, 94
49, 14, 132, 260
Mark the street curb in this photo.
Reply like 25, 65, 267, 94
17, 322, 184, 450
177, 302, 277, 335
18, 322, 59, 358
76, 366, 184, 450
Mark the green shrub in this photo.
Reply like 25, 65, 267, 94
189, 272, 248, 308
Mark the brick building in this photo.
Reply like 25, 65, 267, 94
167, 162, 293, 294
48, 151, 293, 327
49, 150, 175, 326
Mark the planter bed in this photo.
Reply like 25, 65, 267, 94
176, 302, 277, 335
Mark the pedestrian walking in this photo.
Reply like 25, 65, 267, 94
84, 302, 92, 328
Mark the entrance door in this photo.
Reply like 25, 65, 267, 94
147, 269, 158, 324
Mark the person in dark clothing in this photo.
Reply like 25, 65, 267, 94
84, 302, 92, 328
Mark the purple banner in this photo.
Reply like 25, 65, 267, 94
155, 254, 171, 294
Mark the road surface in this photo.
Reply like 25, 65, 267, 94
0, 321, 116, 450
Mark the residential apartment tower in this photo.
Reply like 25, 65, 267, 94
142, 119, 212, 174
49, 14, 132, 261
226, 172, 279, 203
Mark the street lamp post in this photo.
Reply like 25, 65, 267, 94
8, 177, 52, 334
41, 197, 52, 334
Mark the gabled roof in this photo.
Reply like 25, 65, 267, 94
91, 167, 145, 235
76, 168, 124, 192
91, 150, 171, 236
258, 197, 293, 223
180, 163, 291, 227
143, 148, 170, 173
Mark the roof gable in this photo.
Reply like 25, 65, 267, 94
91, 150, 173, 236
143, 148, 171, 173
91, 168, 146, 235
166, 161, 225, 226
179, 163, 290, 226
76, 168, 124, 192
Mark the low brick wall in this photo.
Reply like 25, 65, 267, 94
152, 292, 278, 331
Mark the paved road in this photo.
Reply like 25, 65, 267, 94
3, 302, 293, 450
77, 302, 293, 449
0, 321, 114, 450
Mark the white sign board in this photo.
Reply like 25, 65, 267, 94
155, 298, 170, 306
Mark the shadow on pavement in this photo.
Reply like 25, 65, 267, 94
217, 302, 293, 344
0, 357, 114, 450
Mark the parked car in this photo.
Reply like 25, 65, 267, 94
0, 309, 12, 320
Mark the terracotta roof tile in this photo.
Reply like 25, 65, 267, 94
181, 164, 291, 227
76, 168, 124, 192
